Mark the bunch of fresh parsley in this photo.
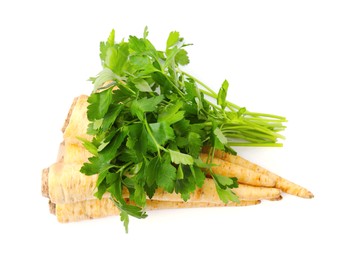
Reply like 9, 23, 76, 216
80, 28, 286, 232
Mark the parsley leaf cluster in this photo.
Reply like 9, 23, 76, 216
80, 27, 286, 232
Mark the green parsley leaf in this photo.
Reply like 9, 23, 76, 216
129, 35, 147, 53
99, 29, 115, 64
149, 121, 175, 146
99, 129, 128, 161
214, 185, 240, 204
129, 55, 152, 71
158, 101, 185, 125
130, 95, 164, 120
187, 131, 202, 157
176, 164, 184, 179
175, 165, 196, 201
104, 42, 129, 74
87, 87, 113, 121
80, 155, 111, 176
168, 149, 194, 165
120, 211, 130, 233
77, 137, 98, 156
101, 104, 123, 132
212, 173, 239, 203
175, 49, 190, 66
95, 181, 108, 199
217, 79, 229, 109
212, 173, 238, 189
132, 78, 152, 92
213, 127, 228, 146
166, 31, 180, 50
93, 68, 116, 90
156, 160, 177, 193
146, 156, 161, 187
191, 165, 206, 187
133, 183, 146, 207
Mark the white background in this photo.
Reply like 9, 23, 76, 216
1, 0, 358, 259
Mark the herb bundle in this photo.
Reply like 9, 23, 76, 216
80, 28, 286, 231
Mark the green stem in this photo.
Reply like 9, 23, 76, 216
179, 70, 217, 96
242, 120, 286, 139
116, 161, 133, 173
225, 131, 277, 142
183, 71, 286, 122
164, 74, 185, 98
228, 142, 283, 147
179, 69, 286, 146
245, 111, 287, 121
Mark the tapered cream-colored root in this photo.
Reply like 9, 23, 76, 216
205, 148, 314, 198
42, 163, 280, 204
62, 142, 91, 164
199, 153, 276, 187
274, 178, 314, 198
45, 163, 99, 203
184, 179, 280, 202
268, 195, 283, 201
62, 96, 79, 133
57, 142, 65, 162
234, 183, 281, 201
62, 95, 91, 145
53, 198, 261, 223
41, 168, 49, 197
144, 199, 260, 209
49, 200, 56, 215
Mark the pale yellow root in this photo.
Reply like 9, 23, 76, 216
234, 183, 281, 201
186, 179, 281, 202
57, 142, 65, 162
41, 168, 50, 197
62, 95, 91, 145
46, 163, 98, 203
268, 195, 283, 201
53, 198, 261, 223
62, 142, 91, 164
206, 148, 314, 198
61, 96, 79, 133
199, 153, 276, 187
42, 163, 281, 204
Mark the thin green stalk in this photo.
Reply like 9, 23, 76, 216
225, 131, 277, 143
245, 111, 287, 120
179, 70, 217, 96
227, 141, 283, 147
182, 70, 286, 123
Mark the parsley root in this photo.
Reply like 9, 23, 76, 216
51, 199, 260, 223
199, 153, 276, 187
61, 142, 91, 164
62, 95, 91, 146
43, 164, 280, 204
206, 148, 314, 198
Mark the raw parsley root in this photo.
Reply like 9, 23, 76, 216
199, 153, 276, 187
43, 162, 281, 204
203, 147, 314, 198
52, 199, 260, 223
77, 28, 287, 231
63, 95, 91, 146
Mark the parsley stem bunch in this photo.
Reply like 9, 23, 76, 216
80, 28, 287, 232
